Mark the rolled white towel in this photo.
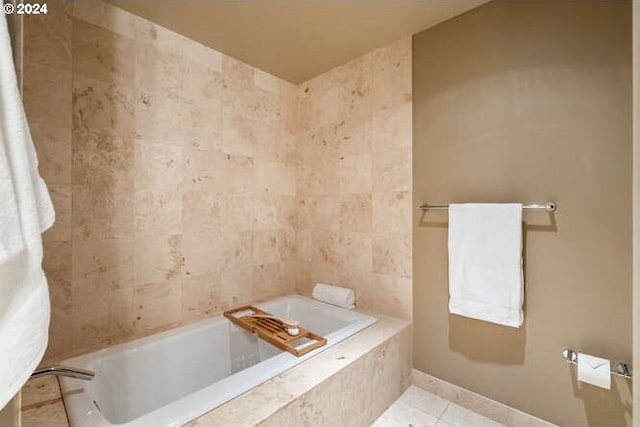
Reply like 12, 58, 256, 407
312, 283, 355, 309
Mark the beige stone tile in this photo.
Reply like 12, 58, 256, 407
338, 69, 372, 126
220, 229, 253, 272
297, 196, 340, 230
363, 273, 412, 320
279, 89, 299, 136
311, 230, 372, 273
31, 122, 72, 185
219, 108, 256, 158
134, 234, 183, 285
371, 53, 412, 114
181, 228, 250, 277
23, 65, 72, 129
23, 1, 72, 73
254, 69, 281, 93
370, 36, 411, 75
72, 238, 134, 295
42, 241, 72, 359
135, 188, 182, 236
71, 128, 134, 191
42, 185, 71, 243
133, 280, 181, 334
336, 352, 374, 426
340, 232, 373, 272
311, 230, 343, 267
72, 75, 134, 138
224, 194, 254, 230
286, 374, 345, 427
72, 76, 134, 191
72, 18, 134, 85
372, 102, 412, 151
73, 0, 136, 38
134, 141, 183, 191
222, 55, 259, 93
21, 399, 69, 427
339, 154, 372, 194
253, 195, 297, 230
72, 185, 134, 241
399, 386, 450, 419
109, 287, 135, 338
22, 1, 72, 71
71, 290, 118, 349
219, 83, 280, 159
135, 43, 187, 97
372, 191, 412, 234
134, 89, 216, 149
366, 335, 409, 417
412, 370, 518, 427
372, 233, 412, 278
20, 377, 61, 408
181, 229, 221, 277
182, 40, 223, 73
182, 190, 225, 232
372, 400, 439, 427
67, 288, 134, 353
134, 16, 188, 56
336, 120, 372, 157
220, 267, 253, 309
307, 261, 352, 292
294, 261, 312, 294
298, 84, 342, 129
254, 128, 296, 164
372, 147, 411, 192
295, 228, 312, 262
440, 403, 506, 427
181, 271, 222, 323
183, 61, 224, 110
215, 153, 255, 194
252, 229, 294, 265
254, 161, 296, 196
182, 148, 227, 193
251, 262, 295, 300
339, 193, 372, 232
296, 159, 340, 196
510, 412, 558, 427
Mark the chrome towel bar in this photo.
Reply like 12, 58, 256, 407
31, 365, 95, 381
562, 348, 631, 379
420, 201, 556, 212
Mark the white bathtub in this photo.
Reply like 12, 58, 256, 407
59, 295, 376, 427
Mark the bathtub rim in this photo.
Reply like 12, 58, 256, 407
59, 294, 377, 427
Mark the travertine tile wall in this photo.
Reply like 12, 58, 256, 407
23, 1, 412, 361
24, 1, 299, 360
295, 39, 413, 320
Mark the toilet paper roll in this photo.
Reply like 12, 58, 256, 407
577, 353, 611, 390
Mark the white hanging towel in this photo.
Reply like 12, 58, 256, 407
448, 203, 523, 328
0, 7, 55, 409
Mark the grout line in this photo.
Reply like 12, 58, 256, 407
437, 402, 451, 421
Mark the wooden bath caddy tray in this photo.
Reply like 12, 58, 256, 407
223, 305, 327, 357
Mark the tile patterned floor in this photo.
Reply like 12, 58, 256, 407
372, 385, 505, 427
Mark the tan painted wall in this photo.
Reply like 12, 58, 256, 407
0, 393, 20, 427
412, 2, 633, 426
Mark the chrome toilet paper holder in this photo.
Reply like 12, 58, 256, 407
562, 348, 632, 379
